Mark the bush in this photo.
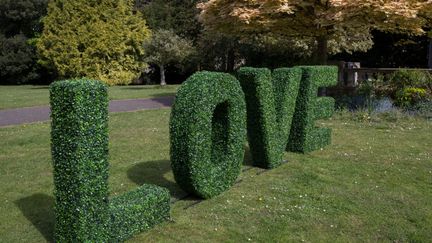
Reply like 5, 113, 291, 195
395, 87, 429, 107
388, 69, 432, 91
287, 66, 338, 153
170, 71, 247, 199
50, 79, 170, 242
236, 67, 302, 168
388, 70, 432, 107
50, 79, 110, 242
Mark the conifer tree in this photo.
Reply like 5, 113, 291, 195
37, 0, 150, 85
0, 0, 47, 84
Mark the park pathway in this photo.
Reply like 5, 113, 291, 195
0, 96, 174, 127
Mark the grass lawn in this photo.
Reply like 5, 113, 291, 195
0, 109, 431, 242
0, 85, 179, 110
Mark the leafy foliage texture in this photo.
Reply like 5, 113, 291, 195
38, 0, 150, 85
287, 66, 338, 152
50, 79, 170, 242
170, 71, 247, 199
50, 79, 110, 241
0, 34, 39, 84
199, 0, 429, 63
237, 67, 302, 168
0, 0, 47, 84
144, 29, 194, 85
137, 0, 202, 43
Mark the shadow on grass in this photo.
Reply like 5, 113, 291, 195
127, 160, 186, 200
127, 149, 256, 204
15, 193, 54, 242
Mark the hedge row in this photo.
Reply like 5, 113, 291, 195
236, 67, 302, 168
287, 66, 338, 153
170, 71, 247, 199
50, 79, 170, 242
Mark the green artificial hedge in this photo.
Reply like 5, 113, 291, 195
50, 79, 110, 242
50, 79, 170, 242
109, 184, 170, 242
170, 71, 247, 199
287, 66, 337, 153
237, 67, 302, 168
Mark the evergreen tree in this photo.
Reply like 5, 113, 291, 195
0, 0, 47, 84
37, 0, 151, 85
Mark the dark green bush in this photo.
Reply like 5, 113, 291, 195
50, 79, 110, 242
170, 71, 247, 199
388, 69, 432, 92
287, 66, 337, 153
387, 70, 432, 107
237, 67, 302, 168
358, 70, 432, 109
109, 184, 170, 242
50, 79, 170, 242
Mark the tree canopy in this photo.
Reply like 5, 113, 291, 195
37, 0, 150, 85
136, 0, 202, 43
0, 0, 47, 84
199, 0, 430, 64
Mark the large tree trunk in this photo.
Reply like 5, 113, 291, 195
428, 38, 432, 69
159, 64, 166, 86
316, 35, 329, 65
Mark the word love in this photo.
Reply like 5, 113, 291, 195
49, 66, 336, 242
170, 66, 337, 199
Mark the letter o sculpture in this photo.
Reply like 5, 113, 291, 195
170, 71, 247, 199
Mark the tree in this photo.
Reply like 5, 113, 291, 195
0, 34, 39, 84
199, 0, 428, 64
419, 3, 432, 68
0, 0, 48, 84
143, 29, 194, 85
135, 0, 204, 83
136, 0, 203, 43
37, 0, 150, 85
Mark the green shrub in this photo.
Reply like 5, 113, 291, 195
387, 70, 432, 107
395, 87, 429, 107
50, 79, 110, 242
236, 67, 302, 168
388, 69, 432, 92
170, 71, 247, 199
287, 66, 338, 153
50, 79, 170, 242
109, 184, 170, 242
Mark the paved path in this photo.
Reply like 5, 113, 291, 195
0, 96, 174, 127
